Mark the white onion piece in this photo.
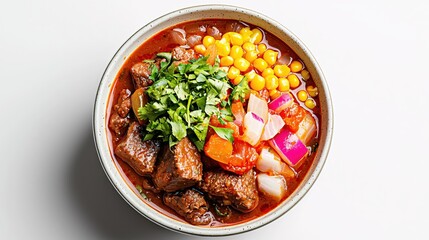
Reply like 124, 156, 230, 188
277, 54, 292, 65
186, 35, 202, 48
257, 173, 287, 202
242, 112, 265, 146
257, 147, 296, 179
247, 93, 268, 124
261, 113, 285, 141
170, 28, 187, 45
295, 112, 317, 145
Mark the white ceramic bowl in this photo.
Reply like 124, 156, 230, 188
93, 4, 333, 236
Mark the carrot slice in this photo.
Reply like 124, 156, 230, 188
204, 134, 233, 164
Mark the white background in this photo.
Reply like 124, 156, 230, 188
1, 0, 428, 239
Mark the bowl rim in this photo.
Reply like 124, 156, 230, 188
93, 4, 333, 236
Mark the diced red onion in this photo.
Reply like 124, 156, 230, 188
268, 93, 293, 113
269, 128, 308, 167
247, 93, 268, 124
243, 111, 265, 146
170, 28, 187, 45
261, 114, 285, 141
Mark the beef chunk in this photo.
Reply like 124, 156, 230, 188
130, 62, 153, 89
115, 122, 161, 176
199, 169, 259, 213
114, 89, 131, 118
153, 137, 203, 192
163, 189, 212, 225
171, 47, 196, 65
109, 89, 132, 136
109, 112, 130, 136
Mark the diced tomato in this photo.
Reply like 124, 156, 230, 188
279, 102, 306, 133
219, 140, 259, 175
231, 101, 246, 126
204, 134, 233, 164
210, 115, 241, 138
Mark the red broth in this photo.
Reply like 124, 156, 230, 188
106, 19, 321, 226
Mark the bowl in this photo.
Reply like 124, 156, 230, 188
93, 4, 333, 236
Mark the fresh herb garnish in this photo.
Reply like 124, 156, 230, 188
138, 54, 239, 150
231, 76, 250, 102
210, 125, 234, 143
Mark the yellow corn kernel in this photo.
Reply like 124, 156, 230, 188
203, 36, 215, 48
229, 32, 244, 46
250, 74, 265, 91
230, 45, 244, 59
245, 70, 257, 82
306, 85, 319, 97
253, 58, 268, 72
297, 90, 308, 102
257, 43, 267, 54
239, 27, 252, 42
244, 50, 258, 63
278, 77, 290, 92
301, 69, 311, 80
273, 64, 290, 78
233, 75, 245, 85
262, 68, 274, 77
290, 60, 303, 72
194, 44, 206, 55
265, 74, 279, 90
305, 98, 316, 109
216, 39, 230, 57
243, 42, 256, 52
234, 57, 250, 72
228, 66, 241, 80
287, 74, 300, 89
220, 56, 234, 67
263, 50, 278, 66
249, 28, 263, 44
269, 89, 281, 100
221, 33, 231, 44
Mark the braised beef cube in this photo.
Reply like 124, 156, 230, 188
153, 137, 202, 192
109, 112, 130, 137
115, 122, 161, 176
163, 189, 212, 225
172, 47, 196, 64
141, 177, 160, 193
199, 169, 259, 213
114, 89, 132, 118
130, 62, 153, 89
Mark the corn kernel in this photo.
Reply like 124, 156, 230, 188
306, 85, 319, 97
216, 40, 230, 57
305, 98, 316, 109
290, 60, 303, 72
301, 69, 311, 80
297, 90, 308, 102
228, 66, 240, 80
262, 68, 274, 77
253, 58, 268, 72
263, 50, 278, 66
220, 56, 234, 67
233, 75, 245, 85
243, 42, 256, 52
278, 77, 290, 92
239, 27, 252, 42
249, 28, 263, 44
194, 44, 206, 55
273, 64, 290, 78
265, 74, 279, 90
230, 45, 244, 59
245, 70, 257, 82
287, 74, 300, 89
257, 44, 267, 54
250, 74, 265, 91
244, 50, 256, 63
221, 33, 231, 44
203, 36, 215, 48
269, 89, 281, 99
229, 32, 244, 46
234, 57, 250, 72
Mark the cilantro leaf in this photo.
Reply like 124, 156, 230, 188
210, 125, 234, 143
